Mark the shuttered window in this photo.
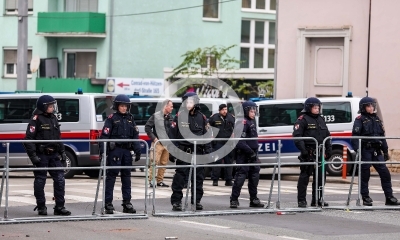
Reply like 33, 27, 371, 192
65, 0, 98, 12
5, 0, 33, 13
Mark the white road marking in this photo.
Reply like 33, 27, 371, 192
180, 220, 230, 229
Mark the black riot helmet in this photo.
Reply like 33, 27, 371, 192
242, 101, 258, 118
302, 97, 322, 113
182, 92, 200, 110
36, 95, 58, 114
113, 94, 131, 112
358, 97, 376, 114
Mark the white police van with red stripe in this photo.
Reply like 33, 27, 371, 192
256, 96, 381, 176
0, 93, 115, 178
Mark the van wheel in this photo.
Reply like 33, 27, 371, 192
85, 170, 101, 178
326, 149, 349, 176
63, 151, 78, 179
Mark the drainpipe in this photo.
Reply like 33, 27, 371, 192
273, 0, 279, 99
365, 0, 372, 96
107, 0, 114, 77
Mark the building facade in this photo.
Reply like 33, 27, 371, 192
1, 0, 276, 97
276, 0, 400, 149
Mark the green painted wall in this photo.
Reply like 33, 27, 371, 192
110, 0, 242, 79
36, 78, 103, 93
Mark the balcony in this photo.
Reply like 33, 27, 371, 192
37, 12, 106, 38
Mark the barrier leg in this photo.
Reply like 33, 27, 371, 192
4, 143, 10, 219
92, 156, 105, 215
0, 159, 5, 208
265, 157, 278, 209
346, 153, 358, 206
183, 156, 194, 211
276, 140, 282, 209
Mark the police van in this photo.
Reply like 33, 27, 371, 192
0, 93, 115, 178
255, 96, 379, 176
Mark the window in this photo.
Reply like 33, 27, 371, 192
258, 101, 352, 127
203, 0, 219, 20
241, 0, 276, 11
3, 49, 32, 78
322, 102, 351, 123
57, 99, 80, 122
64, 50, 96, 78
259, 103, 303, 127
65, 0, 98, 12
95, 97, 114, 122
240, 20, 275, 69
5, 0, 33, 14
0, 99, 36, 124
200, 56, 217, 69
130, 102, 182, 125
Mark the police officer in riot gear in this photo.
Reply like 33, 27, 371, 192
170, 92, 212, 211
230, 101, 264, 208
209, 104, 235, 186
351, 97, 399, 206
24, 95, 71, 216
293, 97, 332, 208
99, 94, 141, 214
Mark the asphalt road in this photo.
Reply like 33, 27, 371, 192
1, 169, 400, 240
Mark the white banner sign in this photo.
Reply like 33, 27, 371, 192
105, 78, 164, 96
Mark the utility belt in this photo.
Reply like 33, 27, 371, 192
236, 148, 257, 155
37, 144, 59, 155
362, 141, 382, 150
178, 145, 204, 154
115, 143, 132, 150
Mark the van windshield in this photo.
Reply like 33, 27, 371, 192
95, 97, 114, 122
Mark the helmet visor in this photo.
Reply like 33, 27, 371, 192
44, 101, 58, 114
310, 103, 322, 114
247, 106, 259, 117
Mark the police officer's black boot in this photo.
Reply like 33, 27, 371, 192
213, 180, 218, 186
385, 196, 400, 206
172, 202, 182, 211
249, 197, 264, 208
298, 200, 307, 208
362, 196, 373, 206
195, 203, 203, 210
34, 205, 47, 216
54, 206, 71, 216
230, 199, 239, 208
105, 202, 115, 214
122, 200, 136, 214
311, 200, 329, 207
225, 180, 233, 186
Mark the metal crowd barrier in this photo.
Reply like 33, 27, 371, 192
0, 139, 149, 224
149, 137, 321, 217
321, 136, 400, 211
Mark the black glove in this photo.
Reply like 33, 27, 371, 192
135, 153, 141, 162
300, 150, 309, 161
169, 153, 176, 163
325, 150, 332, 159
384, 152, 390, 161
59, 151, 67, 163
30, 155, 41, 165
248, 151, 257, 162
99, 153, 104, 163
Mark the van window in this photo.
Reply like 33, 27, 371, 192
322, 102, 351, 123
57, 99, 79, 122
0, 99, 35, 123
130, 101, 183, 125
199, 103, 212, 118
95, 97, 114, 121
259, 103, 303, 127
